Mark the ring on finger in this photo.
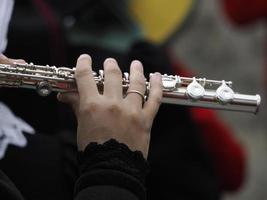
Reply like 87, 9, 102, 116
126, 89, 145, 104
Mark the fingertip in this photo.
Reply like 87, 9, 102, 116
15, 59, 26, 64
0, 54, 7, 59
104, 58, 119, 70
104, 58, 117, 64
143, 72, 163, 122
151, 72, 161, 78
57, 92, 71, 103
76, 54, 92, 68
132, 60, 142, 66
150, 72, 162, 86
78, 54, 91, 61
130, 61, 144, 80
75, 54, 92, 75
130, 60, 143, 71
57, 92, 79, 104
57, 92, 68, 103
154, 72, 162, 77
149, 73, 163, 101
57, 92, 62, 102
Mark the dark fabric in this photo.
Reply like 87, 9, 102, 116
147, 104, 221, 200
0, 170, 24, 200
126, 41, 173, 77
75, 139, 149, 200
75, 185, 139, 200
78, 139, 149, 185
0, 131, 78, 200
0, 139, 148, 200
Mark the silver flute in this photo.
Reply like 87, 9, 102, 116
0, 62, 261, 114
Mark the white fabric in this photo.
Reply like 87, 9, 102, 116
0, 1, 34, 159
0, 102, 35, 159
0, 0, 14, 53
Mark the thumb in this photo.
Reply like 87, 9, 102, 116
0, 54, 26, 64
57, 92, 80, 117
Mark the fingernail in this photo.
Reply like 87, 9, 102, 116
14, 59, 26, 64
132, 60, 143, 70
154, 72, 161, 78
79, 54, 90, 60
105, 58, 117, 64
132, 60, 143, 71
132, 60, 142, 65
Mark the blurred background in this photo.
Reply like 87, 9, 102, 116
172, 0, 267, 199
2, 0, 267, 199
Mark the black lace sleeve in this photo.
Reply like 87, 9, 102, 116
74, 139, 149, 200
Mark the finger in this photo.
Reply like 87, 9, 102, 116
57, 92, 79, 105
75, 54, 98, 101
0, 54, 8, 62
57, 92, 79, 117
143, 73, 162, 122
126, 60, 146, 107
11, 59, 26, 64
0, 54, 26, 64
103, 58, 122, 98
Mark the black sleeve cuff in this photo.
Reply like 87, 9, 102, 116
74, 139, 149, 200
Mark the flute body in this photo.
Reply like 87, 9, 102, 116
0, 63, 261, 114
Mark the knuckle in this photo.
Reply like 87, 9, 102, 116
128, 109, 140, 122
143, 122, 151, 133
137, 71, 145, 79
106, 101, 122, 114
80, 101, 99, 114
131, 60, 144, 72
75, 67, 87, 79
154, 95, 162, 105
150, 91, 162, 105
134, 76, 145, 87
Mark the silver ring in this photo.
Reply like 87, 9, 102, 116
126, 89, 145, 103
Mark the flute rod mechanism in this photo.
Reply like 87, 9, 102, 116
0, 63, 261, 114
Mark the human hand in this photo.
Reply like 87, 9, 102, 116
58, 54, 162, 158
0, 54, 26, 64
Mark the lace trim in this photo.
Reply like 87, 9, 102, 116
78, 139, 149, 185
